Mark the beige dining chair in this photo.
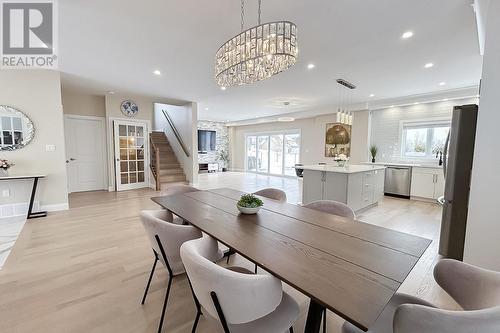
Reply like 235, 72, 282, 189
303, 200, 356, 332
139, 210, 223, 333
253, 188, 287, 202
342, 259, 500, 333
180, 235, 300, 333
303, 200, 356, 220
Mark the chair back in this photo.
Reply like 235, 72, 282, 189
254, 188, 287, 202
140, 210, 202, 275
434, 259, 500, 310
181, 236, 283, 324
304, 200, 356, 219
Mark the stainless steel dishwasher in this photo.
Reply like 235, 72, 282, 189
384, 166, 412, 198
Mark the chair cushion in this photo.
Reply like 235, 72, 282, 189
342, 293, 436, 333
205, 291, 299, 333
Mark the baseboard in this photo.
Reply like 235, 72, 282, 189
0, 201, 69, 218
41, 203, 69, 212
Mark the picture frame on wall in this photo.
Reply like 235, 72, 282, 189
325, 122, 351, 157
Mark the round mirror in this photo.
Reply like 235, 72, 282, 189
0, 105, 35, 151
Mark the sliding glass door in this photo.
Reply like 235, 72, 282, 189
245, 131, 300, 176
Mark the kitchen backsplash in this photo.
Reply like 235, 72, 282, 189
370, 98, 477, 163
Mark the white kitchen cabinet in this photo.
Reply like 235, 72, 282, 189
410, 167, 445, 200
302, 165, 385, 212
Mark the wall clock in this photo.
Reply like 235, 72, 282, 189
120, 100, 139, 117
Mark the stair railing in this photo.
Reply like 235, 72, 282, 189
150, 135, 161, 191
162, 109, 190, 157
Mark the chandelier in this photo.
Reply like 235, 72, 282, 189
215, 0, 298, 87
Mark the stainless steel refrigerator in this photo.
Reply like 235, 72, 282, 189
438, 104, 478, 260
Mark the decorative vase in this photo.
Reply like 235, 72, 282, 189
337, 160, 346, 167
372, 157, 376, 163
0, 168, 8, 177
236, 204, 261, 215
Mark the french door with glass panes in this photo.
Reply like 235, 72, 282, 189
245, 131, 300, 176
114, 120, 148, 191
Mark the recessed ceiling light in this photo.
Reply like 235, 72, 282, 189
278, 117, 295, 122
401, 31, 414, 39
424, 63, 434, 69
205, 107, 209, 111
307, 63, 315, 69
389, 105, 395, 108
442, 98, 449, 101
220, 86, 227, 91
153, 70, 161, 75
439, 81, 446, 86
369, 94, 375, 97
414, 102, 420, 105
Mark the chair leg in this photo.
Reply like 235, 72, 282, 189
289, 327, 294, 333
141, 256, 158, 305
322, 308, 327, 333
254, 264, 258, 274
157, 275, 172, 333
191, 311, 201, 333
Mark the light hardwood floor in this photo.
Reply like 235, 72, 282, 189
0, 172, 457, 333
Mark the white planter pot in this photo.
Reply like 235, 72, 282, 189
236, 205, 261, 215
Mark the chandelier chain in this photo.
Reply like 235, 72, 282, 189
241, 0, 244, 31
258, 0, 262, 25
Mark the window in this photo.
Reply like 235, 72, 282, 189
245, 131, 301, 176
1, 116, 24, 147
401, 121, 450, 159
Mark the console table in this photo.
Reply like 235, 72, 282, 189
0, 174, 47, 219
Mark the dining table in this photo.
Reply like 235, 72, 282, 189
152, 187, 431, 333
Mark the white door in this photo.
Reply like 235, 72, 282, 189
114, 120, 148, 191
64, 116, 106, 193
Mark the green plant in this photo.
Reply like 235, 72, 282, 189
237, 194, 263, 208
218, 149, 230, 166
369, 145, 378, 159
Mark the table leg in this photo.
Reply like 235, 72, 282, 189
304, 299, 325, 333
27, 177, 47, 219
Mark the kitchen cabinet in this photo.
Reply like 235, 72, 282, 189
410, 167, 445, 200
302, 165, 385, 212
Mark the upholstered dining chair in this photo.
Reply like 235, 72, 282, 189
139, 210, 222, 333
303, 200, 356, 220
180, 235, 300, 333
253, 188, 287, 202
160, 185, 200, 223
342, 259, 500, 333
303, 200, 356, 332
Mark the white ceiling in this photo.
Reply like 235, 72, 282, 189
59, 0, 483, 122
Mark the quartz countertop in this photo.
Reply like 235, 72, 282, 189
360, 162, 443, 169
297, 164, 386, 174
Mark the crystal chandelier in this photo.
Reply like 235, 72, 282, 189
215, 0, 298, 87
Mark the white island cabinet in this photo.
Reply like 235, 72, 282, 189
300, 164, 386, 212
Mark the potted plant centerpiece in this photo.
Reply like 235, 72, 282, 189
370, 145, 378, 163
236, 193, 263, 214
333, 153, 349, 167
0, 159, 14, 176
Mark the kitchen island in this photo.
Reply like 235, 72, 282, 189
300, 164, 386, 212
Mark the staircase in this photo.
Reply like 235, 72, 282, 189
150, 131, 187, 190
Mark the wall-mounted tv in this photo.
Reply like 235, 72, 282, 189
198, 130, 216, 153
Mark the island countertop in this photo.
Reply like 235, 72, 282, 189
297, 164, 386, 174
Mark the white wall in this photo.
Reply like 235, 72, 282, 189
154, 103, 198, 183
62, 88, 106, 117
370, 98, 478, 163
464, 0, 500, 271
230, 111, 369, 170
0, 70, 68, 216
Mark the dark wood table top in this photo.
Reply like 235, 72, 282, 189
152, 188, 431, 331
